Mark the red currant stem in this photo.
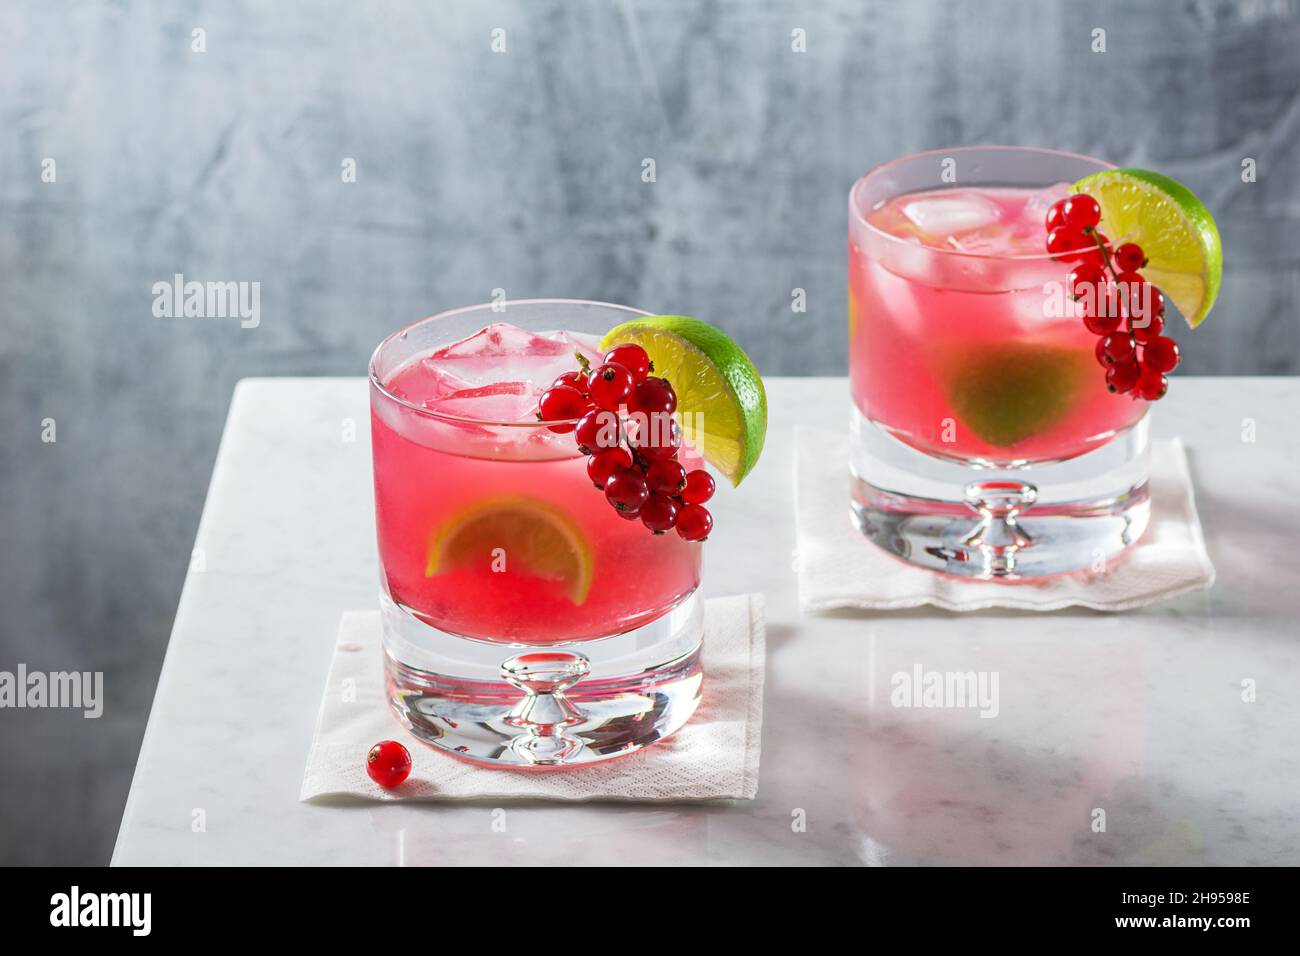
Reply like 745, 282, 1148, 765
575, 352, 591, 374
1085, 227, 1119, 284
1086, 228, 1118, 277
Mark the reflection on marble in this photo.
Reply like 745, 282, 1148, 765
112, 378, 1300, 865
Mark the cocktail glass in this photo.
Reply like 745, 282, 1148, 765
369, 300, 704, 766
848, 146, 1150, 578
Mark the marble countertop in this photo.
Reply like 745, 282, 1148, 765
112, 377, 1300, 865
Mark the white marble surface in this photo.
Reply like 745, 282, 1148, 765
112, 377, 1300, 866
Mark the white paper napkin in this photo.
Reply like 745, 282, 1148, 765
300, 595, 765, 802
795, 427, 1214, 612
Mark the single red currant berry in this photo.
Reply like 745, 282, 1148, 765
537, 385, 587, 433
1081, 280, 1121, 333
574, 408, 620, 454
1126, 280, 1163, 323
1045, 198, 1068, 233
1137, 367, 1168, 401
552, 370, 588, 395
1083, 309, 1123, 336
676, 504, 713, 541
637, 417, 682, 462
1105, 360, 1141, 394
1067, 262, 1105, 300
648, 434, 683, 462
587, 363, 634, 410
1100, 332, 1136, 366
681, 469, 716, 504
1131, 311, 1165, 344
629, 376, 677, 417
1142, 336, 1180, 374
645, 459, 687, 495
1114, 271, 1146, 314
1046, 226, 1089, 259
587, 447, 633, 489
604, 468, 650, 515
640, 493, 680, 534
604, 344, 651, 383
1114, 242, 1145, 273
1061, 193, 1101, 230
1146, 286, 1167, 317
1095, 336, 1111, 368
366, 740, 412, 789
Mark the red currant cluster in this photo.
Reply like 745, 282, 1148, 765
536, 343, 716, 541
1045, 194, 1180, 401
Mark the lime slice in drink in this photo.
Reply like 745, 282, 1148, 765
1072, 168, 1223, 327
426, 497, 594, 604
600, 316, 767, 485
941, 343, 1091, 448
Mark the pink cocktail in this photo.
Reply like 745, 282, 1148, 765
369, 300, 704, 767
373, 325, 702, 645
852, 185, 1146, 464
848, 147, 1151, 579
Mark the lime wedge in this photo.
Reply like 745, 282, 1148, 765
942, 343, 1091, 448
426, 497, 593, 604
600, 316, 767, 485
1072, 168, 1222, 327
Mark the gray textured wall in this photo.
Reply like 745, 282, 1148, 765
1, 0, 1297, 864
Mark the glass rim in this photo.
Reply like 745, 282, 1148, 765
848, 145, 1118, 263
368, 297, 652, 427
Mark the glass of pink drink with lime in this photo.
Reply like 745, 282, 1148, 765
370, 300, 737, 767
848, 147, 1151, 578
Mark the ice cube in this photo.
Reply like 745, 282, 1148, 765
901, 193, 1002, 239
550, 329, 605, 365
421, 381, 538, 422
432, 322, 570, 360
1023, 182, 1072, 227
948, 225, 1042, 256
387, 322, 612, 423
421, 323, 592, 393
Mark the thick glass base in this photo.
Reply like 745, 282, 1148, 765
381, 591, 703, 767
849, 406, 1151, 580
